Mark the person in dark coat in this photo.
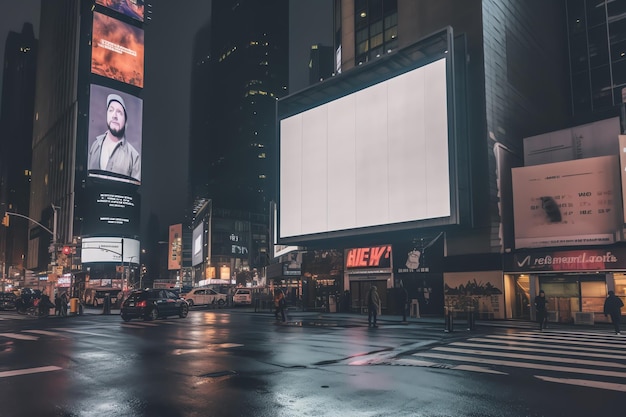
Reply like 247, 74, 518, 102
398, 281, 409, 322
367, 285, 381, 327
534, 290, 548, 331
604, 290, 624, 335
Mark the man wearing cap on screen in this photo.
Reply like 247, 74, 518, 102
87, 94, 141, 181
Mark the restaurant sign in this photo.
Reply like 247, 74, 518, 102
505, 247, 626, 272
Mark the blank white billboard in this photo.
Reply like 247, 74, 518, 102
192, 223, 204, 266
279, 57, 450, 240
81, 237, 140, 263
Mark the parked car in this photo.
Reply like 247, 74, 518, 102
180, 287, 227, 307
232, 288, 253, 306
120, 289, 189, 322
0, 292, 17, 310
84, 288, 122, 308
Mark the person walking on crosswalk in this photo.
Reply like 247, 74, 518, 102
534, 290, 548, 331
603, 290, 624, 335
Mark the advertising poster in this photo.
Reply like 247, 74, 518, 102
96, 0, 145, 22
512, 155, 622, 248
91, 11, 144, 88
83, 183, 140, 236
619, 135, 626, 224
192, 223, 204, 266
393, 233, 444, 274
88, 84, 143, 184
168, 224, 182, 270
81, 237, 140, 264
444, 271, 504, 319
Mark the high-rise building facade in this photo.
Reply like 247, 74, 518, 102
0, 23, 37, 285
190, 0, 289, 214
28, 0, 146, 292
566, 0, 626, 123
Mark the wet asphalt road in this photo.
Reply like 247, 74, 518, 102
0, 308, 624, 417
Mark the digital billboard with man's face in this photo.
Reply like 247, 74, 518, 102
96, 0, 145, 22
91, 12, 144, 88
88, 84, 143, 185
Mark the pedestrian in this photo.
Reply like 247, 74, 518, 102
603, 290, 624, 335
398, 281, 409, 322
534, 290, 548, 331
60, 292, 68, 317
367, 284, 381, 327
54, 293, 62, 316
274, 289, 286, 322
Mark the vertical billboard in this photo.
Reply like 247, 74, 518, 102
512, 155, 622, 248
91, 11, 144, 88
192, 223, 204, 266
87, 84, 143, 184
168, 224, 182, 270
96, 0, 145, 22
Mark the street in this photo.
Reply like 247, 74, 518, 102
0, 308, 624, 417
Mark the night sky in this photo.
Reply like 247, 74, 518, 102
0, 0, 332, 243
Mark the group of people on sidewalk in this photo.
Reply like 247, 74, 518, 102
535, 289, 624, 334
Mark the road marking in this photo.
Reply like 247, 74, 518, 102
467, 337, 624, 355
0, 366, 62, 378
53, 328, 110, 337
23, 330, 66, 337
418, 352, 626, 378
485, 334, 626, 350
535, 375, 626, 392
0, 332, 39, 340
450, 342, 624, 361
432, 346, 626, 368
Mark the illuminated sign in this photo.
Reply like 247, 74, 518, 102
81, 237, 140, 263
87, 84, 143, 185
96, 0, 145, 22
192, 223, 203, 266
83, 181, 140, 236
91, 12, 144, 88
346, 245, 392, 269
168, 224, 182, 270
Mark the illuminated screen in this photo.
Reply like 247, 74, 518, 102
83, 183, 140, 236
82, 237, 140, 264
91, 12, 144, 88
168, 224, 182, 270
96, 0, 145, 22
279, 58, 450, 241
192, 223, 203, 266
88, 84, 143, 184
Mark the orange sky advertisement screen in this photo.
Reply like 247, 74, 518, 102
91, 12, 144, 88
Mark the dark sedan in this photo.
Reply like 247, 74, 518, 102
120, 289, 189, 322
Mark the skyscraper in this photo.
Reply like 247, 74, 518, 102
0, 23, 37, 282
190, 0, 289, 214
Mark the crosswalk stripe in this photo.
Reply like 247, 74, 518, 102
0, 366, 62, 378
432, 346, 626, 368
0, 332, 39, 340
535, 375, 626, 392
452, 341, 624, 361
467, 337, 624, 356
23, 330, 66, 337
418, 352, 626, 378
484, 334, 626, 350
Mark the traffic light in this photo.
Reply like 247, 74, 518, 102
62, 246, 72, 255
1, 213, 8, 227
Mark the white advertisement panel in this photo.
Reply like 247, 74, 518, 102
192, 223, 203, 266
279, 57, 450, 239
81, 237, 140, 263
512, 155, 622, 248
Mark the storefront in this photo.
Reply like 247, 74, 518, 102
504, 246, 626, 324
345, 245, 393, 313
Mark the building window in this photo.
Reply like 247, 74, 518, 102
353, 1, 398, 64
